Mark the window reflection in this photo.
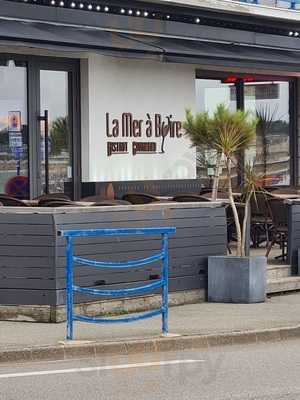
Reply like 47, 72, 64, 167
244, 81, 290, 186
195, 77, 290, 189
0, 64, 28, 198
195, 79, 237, 189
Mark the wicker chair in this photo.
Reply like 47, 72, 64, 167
250, 191, 273, 248
122, 192, 160, 204
91, 200, 132, 206
266, 198, 288, 260
270, 187, 299, 195
37, 193, 70, 206
81, 196, 131, 205
42, 199, 77, 207
0, 195, 28, 206
200, 190, 228, 200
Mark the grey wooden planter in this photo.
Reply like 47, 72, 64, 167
208, 256, 267, 303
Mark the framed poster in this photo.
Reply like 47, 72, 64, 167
8, 111, 22, 132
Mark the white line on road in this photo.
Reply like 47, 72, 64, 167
0, 359, 205, 379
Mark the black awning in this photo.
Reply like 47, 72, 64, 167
0, 19, 163, 58
127, 34, 300, 72
1, 18, 300, 71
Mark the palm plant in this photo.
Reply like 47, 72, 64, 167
255, 105, 277, 177
184, 104, 258, 256
50, 116, 69, 156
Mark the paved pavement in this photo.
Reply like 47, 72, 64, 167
2, 339, 300, 399
1, 293, 300, 350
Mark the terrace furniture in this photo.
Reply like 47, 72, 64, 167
42, 199, 78, 207
91, 200, 132, 206
37, 194, 71, 206
81, 195, 130, 205
172, 193, 211, 202
266, 198, 288, 261
38, 196, 72, 207
35, 193, 70, 201
271, 187, 299, 195
199, 188, 215, 195
122, 192, 160, 204
250, 191, 273, 248
0, 195, 28, 207
200, 190, 228, 200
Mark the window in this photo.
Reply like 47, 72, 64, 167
195, 79, 237, 189
244, 81, 290, 186
195, 75, 292, 188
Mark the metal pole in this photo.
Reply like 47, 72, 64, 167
66, 236, 74, 340
162, 233, 169, 335
44, 110, 49, 195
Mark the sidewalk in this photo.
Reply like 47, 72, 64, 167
1, 293, 300, 363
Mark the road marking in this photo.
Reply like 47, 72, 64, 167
0, 359, 205, 379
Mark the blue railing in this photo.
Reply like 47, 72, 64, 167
238, 0, 300, 9
59, 227, 176, 340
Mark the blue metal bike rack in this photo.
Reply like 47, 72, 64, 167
59, 227, 176, 340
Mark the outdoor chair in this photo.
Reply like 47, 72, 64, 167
250, 191, 273, 248
200, 190, 228, 200
36, 193, 70, 206
172, 193, 211, 202
81, 196, 131, 205
91, 200, 132, 206
42, 199, 78, 207
122, 192, 160, 204
0, 195, 28, 206
270, 187, 299, 195
199, 188, 214, 195
38, 196, 72, 206
266, 198, 288, 261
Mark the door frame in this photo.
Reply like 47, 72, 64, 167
0, 54, 81, 200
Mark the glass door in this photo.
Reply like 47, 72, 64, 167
0, 60, 29, 198
35, 59, 80, 200
39, 69, 72, 197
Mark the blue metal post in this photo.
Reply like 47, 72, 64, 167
162, 233, 169, 335
290, 0, 296, 9
66, 237, 74, 340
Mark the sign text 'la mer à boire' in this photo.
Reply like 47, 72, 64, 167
106, 112, 183, 156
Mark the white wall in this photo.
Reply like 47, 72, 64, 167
81, 55, 196, 182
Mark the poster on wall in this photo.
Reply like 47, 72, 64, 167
8, 111, 23, 150
8, 111, 22, 132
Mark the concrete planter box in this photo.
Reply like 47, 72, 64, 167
208, 256, 266, 303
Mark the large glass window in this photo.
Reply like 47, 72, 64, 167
195, 79, 237, 188
244, 81, 290, 186
0, 61, 28, 198
195, 76, 291, 188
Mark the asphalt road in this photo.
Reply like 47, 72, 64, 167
1, 339, 300, 400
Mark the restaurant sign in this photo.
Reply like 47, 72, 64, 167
106, 112, 183, 156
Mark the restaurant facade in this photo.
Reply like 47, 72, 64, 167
0, 0, 300, 198
1, 0, 300, 320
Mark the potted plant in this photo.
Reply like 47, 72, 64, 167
184, 104, 267, 303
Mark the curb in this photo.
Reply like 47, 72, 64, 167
1, 325, 300, 364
